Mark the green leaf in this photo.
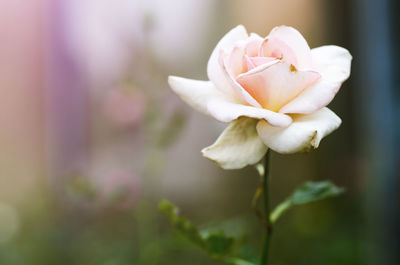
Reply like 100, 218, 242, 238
291, 180, 344, 205
204, 232, 234, 256
158, 199, 178, 219
158, 200, 204, 248
224, 257, 257, 265
270, 181, 344, 223
158, 200, 234, 257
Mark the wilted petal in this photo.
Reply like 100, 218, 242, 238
207, 25, 249, 97
279, 46, 352, 114
267, 26, 312, 69
202, 117, 267, 169
168, 76, 293, 126
256, 107, 341, 154
237, 61, 320, 112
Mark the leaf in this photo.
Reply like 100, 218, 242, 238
158, 199, 178, 219
158, 200, 234, 257
204, 232, 234, 256
224, 257, 257, 265
158, 200, 204, 248
199, 217, 250, 239
291, 180, 344, 205
270, 181, 344, 223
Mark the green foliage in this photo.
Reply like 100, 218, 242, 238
158, 200, 233, 257
225, 257, 258, 265
159, 181, 343, 265
159, 200, 258, 265
271, 181, 344, 223
204, 232, 234, 256
291, 181, 344, 205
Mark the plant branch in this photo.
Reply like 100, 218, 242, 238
260, 150, 272, 265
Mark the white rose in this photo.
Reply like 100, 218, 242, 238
168, 25, 352, 169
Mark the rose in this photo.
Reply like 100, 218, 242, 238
168, 25, 352, 169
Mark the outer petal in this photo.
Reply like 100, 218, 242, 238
207, 25, 249, 98
168, 76, 293, 126
237, 61, 320, 112
267, 26, 312, 69
202, 117, 267, 169
279, 46, 352, 114
256, 107, 341, 154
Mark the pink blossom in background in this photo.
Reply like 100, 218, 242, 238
103, 89, 147, 128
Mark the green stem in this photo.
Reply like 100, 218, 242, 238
270, 199, 292, 224
260, 150, 272, 265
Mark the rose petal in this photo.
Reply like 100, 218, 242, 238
207, 25, 249, 98
260, 37, 298, 66
220, 49, 263, 108
256, 107, 341, 154
267, 26, 312, 69
245, 33, 263, 57
237, 61, 320, 112
168, 76, 293, 126
245, 56, 276, 71
279, 46, 352, 114
202, 117, 268, 169
227, 44, 247, 77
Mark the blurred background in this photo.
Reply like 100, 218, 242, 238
0, 0, 398, 264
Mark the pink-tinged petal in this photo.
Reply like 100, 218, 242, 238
207, 25, 249, 97
236, 61, 321, 112
245, 56, 276, 71
168, 76, 293, 127
245, 34, 263, 57
220, 50, 262, 108
279, 46, 352, 114
202, 117, 267, 169
226, 43, 247, 77
267, 26, 312, 69
260, 37, 298, 66
256, 107, 341, 154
